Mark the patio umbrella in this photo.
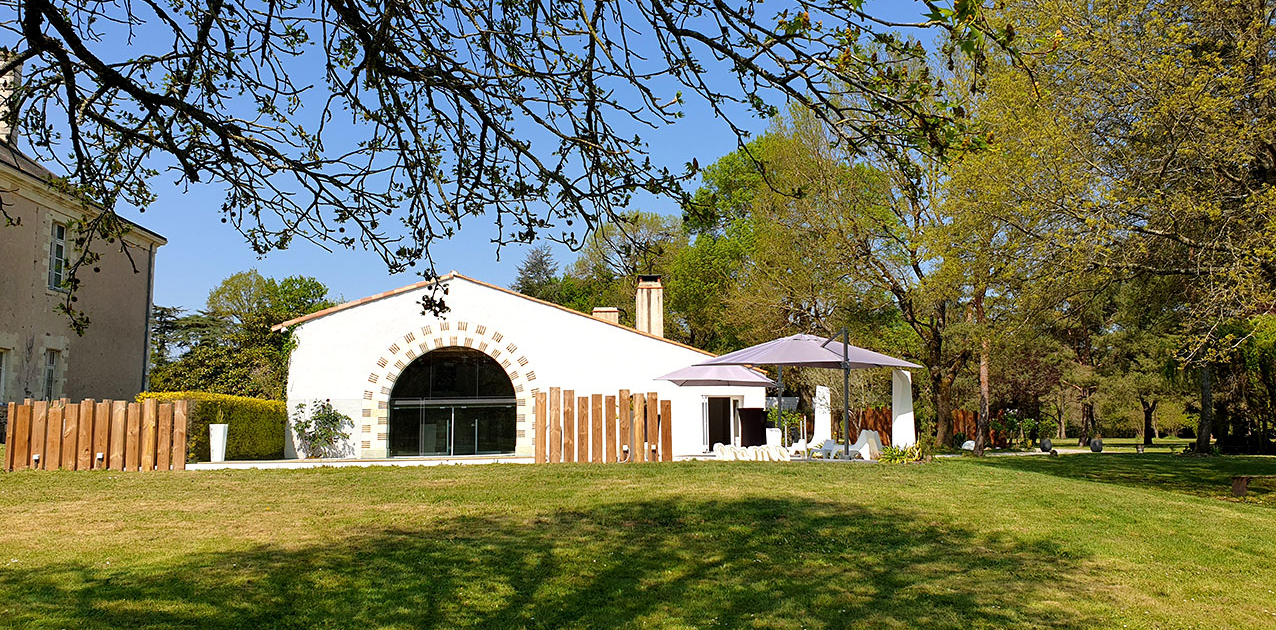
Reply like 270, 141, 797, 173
695, 333, 920, 370
695, 331, 920, 458
656, 364, 776, 388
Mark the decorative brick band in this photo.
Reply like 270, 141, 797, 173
361, 322, 536, 458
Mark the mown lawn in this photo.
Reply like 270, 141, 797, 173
0, 454, 1274, 630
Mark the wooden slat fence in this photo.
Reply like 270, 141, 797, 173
832, 407, 1009, 448
950, 409, 1011, 448
837, 406, 896, 447
534, 388, 673, 463
3, 398, 188, 472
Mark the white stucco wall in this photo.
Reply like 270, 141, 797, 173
284, 274, 764, 459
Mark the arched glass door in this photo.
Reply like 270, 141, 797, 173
388, 346, 517, 456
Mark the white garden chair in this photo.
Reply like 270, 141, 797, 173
839, 430, 883, 461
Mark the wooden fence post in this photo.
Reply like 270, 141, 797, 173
618, 390, 631, 463
562, 389, 576, 463
576, 396, 589, 463
591, 394, 603, 464
633, 394, 646, 462
157, 403, 174, 471
46, 402, 65, 470
31, 401, 48, 470
660, 400, 673, 462
12, 403, 32, 471
646, 393, 659, 462
604, 395, 617, 463
548, 387, 562, 464
124, 402, 141, 471
109, 401, 127, 470
172, 400, 188, 470
93, 401, 111, 469
534, 391, 547, 464
141, 398, 159, 471
60, 403, 79, 469
4, 402, 15, 471
77, 400, 94, 470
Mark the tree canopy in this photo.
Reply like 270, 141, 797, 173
150, 270, 335, 399
2, 0, 1015, 329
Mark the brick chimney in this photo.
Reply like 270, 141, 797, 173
591, 306, 620, 324
635, 275, 664, 338
0, 52, 20, 145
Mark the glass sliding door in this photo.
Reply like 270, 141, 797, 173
421, 406, 452, 456
388, 402, 515, 457
389, 403, 423, 457
388, 346, 518, 457
468, 404, 517, 454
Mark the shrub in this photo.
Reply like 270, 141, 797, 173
951, 432, 967, 448
879, 443, 926, 464
292, 399, 352, 459
879, 445, 908, 464
767, 407, 804, 444
137, 391, 286, 462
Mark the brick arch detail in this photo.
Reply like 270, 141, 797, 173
359, 320, 538, 458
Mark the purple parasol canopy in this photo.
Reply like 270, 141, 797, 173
693, 334, 920, 370
656, 364, 776, 387
693, 332, 919, 459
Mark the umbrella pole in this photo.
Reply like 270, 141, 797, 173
776, 365, 784, 434
843, 328, 851, 460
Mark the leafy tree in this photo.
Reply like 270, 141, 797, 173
664, 227, 752, 352
150, 271, 335, 399
682, 106, 977, 445
511, 245, 561, 302
979, 0, 1276, 448
206, 271, 274, 330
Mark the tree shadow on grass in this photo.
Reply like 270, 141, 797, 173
2, 498, 1094, 629
975, 453, 1276, 505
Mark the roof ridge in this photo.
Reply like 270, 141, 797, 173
271, 271, 716, 357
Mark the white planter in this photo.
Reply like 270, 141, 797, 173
210, 423, 229, 463
765, 427, 782, 447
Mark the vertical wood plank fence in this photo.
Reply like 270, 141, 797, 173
950, 409, 1011, 448
3, 399, 188, 472
534, 388, 673, 463
834, 407, 1010, 448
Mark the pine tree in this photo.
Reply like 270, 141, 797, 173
512, 245, 560, 302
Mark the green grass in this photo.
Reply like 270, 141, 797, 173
1, 455, 1275, 629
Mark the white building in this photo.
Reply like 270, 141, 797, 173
275, 272, 764, 460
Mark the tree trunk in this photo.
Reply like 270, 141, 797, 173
1216, 400, 1230, 444
974, 339, 991, 456
1141, 399, 1157, 446
974, 346, 995, 454
1057, 407, 1067, 439
933, 375, 954, 448
1077, 400, 1095, 447
972, 288, 991, 457
1196, 364, 1213, 453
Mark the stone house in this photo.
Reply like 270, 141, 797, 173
0, 141, 166, 408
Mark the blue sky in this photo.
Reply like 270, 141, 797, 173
104, 1, 932, 312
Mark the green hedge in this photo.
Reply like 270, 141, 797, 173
137, 392, 287, 462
